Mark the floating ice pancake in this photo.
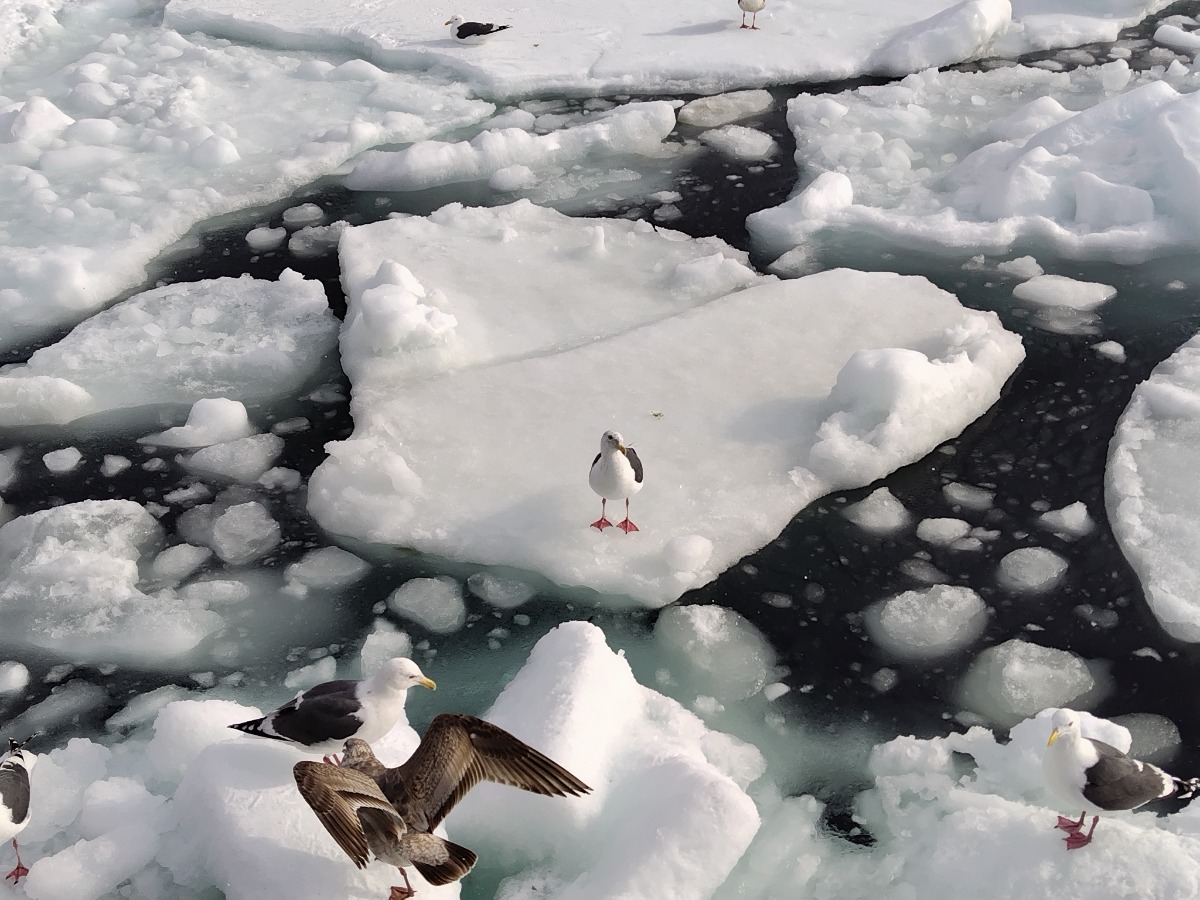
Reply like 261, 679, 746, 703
310, 256, 1023, 605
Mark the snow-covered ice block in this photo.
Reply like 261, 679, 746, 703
699, 124, 777, 161
0, 272, 338, 428
284, 546, 370, 591
1012, 274, 1116, 311
0, 500, 222, 666
1108, 331, 1200, 641
751, 64, 1200, 264
865, 584, 988, 661
387, 576, 466, 634
916, 517, 971, 546
956, 639, 1104, 727
452, 622, 762, 900
311, 265, 1022, 606
140, 398, 256, 449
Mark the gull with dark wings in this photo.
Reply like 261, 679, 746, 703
294, 712, 591, 898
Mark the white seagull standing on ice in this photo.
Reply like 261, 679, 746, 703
1042, 707, 1200, 849
738, 0, 765, 29
0, 739, 35, 884
445, 14, 511, 42
589, 430, 643, 533
229, 658, 436, 759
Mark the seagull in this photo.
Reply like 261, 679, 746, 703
1042, 708, 1200, 849
738, 0, 765, 29
229, 658, 436, 759
1, 739, 36, 884
445, 15, 511, 43
589, 430, 643, 533
294, 713, 591, 899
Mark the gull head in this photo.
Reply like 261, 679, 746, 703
445, 14, 464, 27
4, 737, 36, 772
601, 430, 627, 454
374, 657, 437, 692
1047, 708, 1082, 746
340, 738, 381, 768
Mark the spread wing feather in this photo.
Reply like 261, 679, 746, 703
294, 761, 405, 867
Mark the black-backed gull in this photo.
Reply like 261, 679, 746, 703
229, 658, 435, 759
589, 430, 644, 533
445, 15, 511, 43
1042, 707, 1200, 849
0, 739, 35, 884
738, 0, 765, 30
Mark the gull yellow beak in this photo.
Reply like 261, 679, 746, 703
618, 444, 628, 454
419, 676, 437, 690
444, 18, 452, 24
1047, 727, 1062, 747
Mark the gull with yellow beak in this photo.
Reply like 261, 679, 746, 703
589, 430, 644, 533
1042, 707, 1200, 849
229, 658, 436, 759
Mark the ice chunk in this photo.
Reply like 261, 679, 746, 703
1110, 712, 1182, 766
654, 605, 776, 701
246, 226, 287, 252
996, 546, 1068, 593
699, 124, 777, 161
149, 544, 213, 585
207, 501, 281, 565
956, 639, 1102, 727
1012, 274, 1117, 311
0, 448, 19, 490
995, 256, 1043, 279
140, 398, 256, 448
942, 481, 994, 511
284, 546, 370, 591
1037, 501, 1095, 539
663, 535, 714, 575
283, 656, 337, 691
281, 203, 325, 226
4, 681, 108, 737
0, 500, 222, 666
916, 517, 971, 546
466, 572, 536, 609
43, 446, 83, 472
183, 434, 285, 484
0, 660, 30, 693
843, 487, 910, 534
865, 584, 988, 661
1093, 339, 1127, 362
678, 90, 773, 127
387, 576, 466, 633
100, 455, 130, 477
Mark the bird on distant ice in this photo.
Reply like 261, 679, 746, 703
445, 14, 511, 43
294, 713, 591, 899
229, 658, 436, 760
1, 739, 35, 884
589, 430, 643, 533
738, 0, 765, 29
1042, 707, 1200, 849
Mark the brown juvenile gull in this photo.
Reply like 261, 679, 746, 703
1, 739, 36, 884
1043, 707, 1200, 849
294, 713, 591, 898
230, 658, 435, 760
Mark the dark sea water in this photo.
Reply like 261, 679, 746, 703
4, 3, 1200, 857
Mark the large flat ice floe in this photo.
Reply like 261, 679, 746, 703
1108, 331, 1200, 642
13, 622, 763, 900
749, 59, 1200, 267
0, 271, 338, 428
308, 202, 1024, 606
0, 2, 492, 353
161, 0, 1173, 98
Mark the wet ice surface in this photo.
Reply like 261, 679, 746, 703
7, 2, 1200, 899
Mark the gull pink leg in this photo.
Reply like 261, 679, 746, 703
5, 839, 28, 884
591, 498, 613, 530
1064, 816, 1099, 850
1055, 811, 1086, 833
617, 499, 638, 534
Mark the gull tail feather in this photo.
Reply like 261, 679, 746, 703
1174, 777, 1200, 801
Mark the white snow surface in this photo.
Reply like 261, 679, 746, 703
310, 207, 1023, 605
750, 59, 1200, 266
161, 0, 1173, 99
1108, 330, 1200, 641
0, 272, 339, 427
